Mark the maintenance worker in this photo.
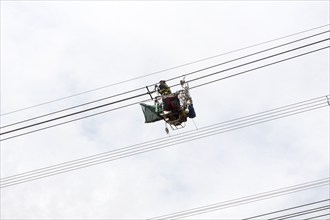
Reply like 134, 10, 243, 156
158, 80, 172, 95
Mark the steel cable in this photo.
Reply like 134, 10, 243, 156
243, 199, 330, 220
148, 178, 329, 220
1, 32, 329, 130
1, 42, 329, 141
1, 95, 328, 187
2, 24, 328, 116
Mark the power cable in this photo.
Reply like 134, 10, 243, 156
187, 38, 329, 86
304, 213, 330, 220
0, 99, 149, 142
2, 95, 327, 183
243, 199, 330, 220
189, 45, 329, 90
1, 40, 329, 140
270, 206, 329, 220
0, 86, 147, 129
1, 95, 328, 187
2, 30, 329, 129
2, 95, 327, 181
177, 35, 330, 84
0, 92, 148, 135
148, 178, 329, 220
2, 24, 328, 116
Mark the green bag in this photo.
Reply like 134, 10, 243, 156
140, 103, 163, 123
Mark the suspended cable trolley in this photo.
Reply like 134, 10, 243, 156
140, 78, 196, 134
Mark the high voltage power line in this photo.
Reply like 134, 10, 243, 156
0, 99, 150, 141
254, 206, 329, 220
1, 24, 328, 116
1, 37, 329, 141
304, 214, 330, 220
243, 199, 330, 220
1, 95, 329, 187
148, 178, 329, 220
2, 29, 329, 130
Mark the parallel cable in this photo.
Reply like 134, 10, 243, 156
242, 199, 330, 220
2, 24, 328, 116
0, 99, 149, 142
148, 178, 329, 220
1, 41, 329, 141
304, 213, 330, 220
0, 87, 148, 129
2, 96, 327, 181
0, 44, 328, 142
163, 31, 330, 84
1, 95, 328, 187
2, 31, 329, 129
188, 38, 329, 86
270, 206, 330, 220
190, 45, 330, 89
0, 92, 148, 136
1, 96, 326, 179
243, 199, 330, 220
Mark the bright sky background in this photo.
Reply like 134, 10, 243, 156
1, 1, 329, 219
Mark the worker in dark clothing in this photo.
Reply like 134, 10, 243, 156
158, 80, 190, 125
158, 80, 172, 95
158, 80, 183, 122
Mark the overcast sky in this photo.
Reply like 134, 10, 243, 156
1, 1, 329, 219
